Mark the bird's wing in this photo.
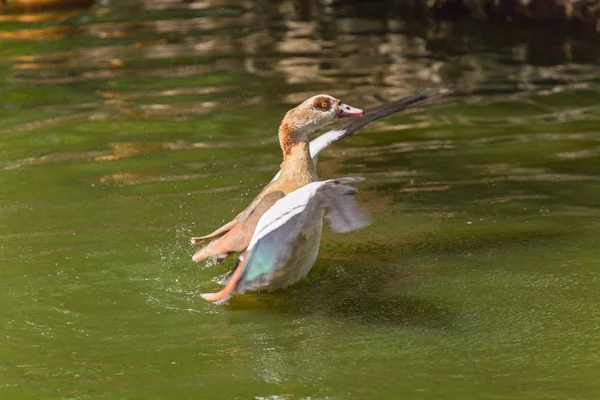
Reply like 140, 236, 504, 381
271, 86, 454, 182
190, 218, 240, 244
238, 177, 371, 292
190, 181, 280, 245
191, 191, 285, 262
200, 177, 371, 303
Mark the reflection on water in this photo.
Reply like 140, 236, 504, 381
3, 0, 600, 171
1, 1, 600, 400
5, 0, 600, 99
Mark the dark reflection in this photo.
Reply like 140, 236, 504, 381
5, 0, 600, 108
198, 211, 574, 325
225, 262, 453, 328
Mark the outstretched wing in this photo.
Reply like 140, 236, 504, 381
200, 177, 371, 303
191, 191, 285, 262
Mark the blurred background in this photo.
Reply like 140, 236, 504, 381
1, 1, 599, 399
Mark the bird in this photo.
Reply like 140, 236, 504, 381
192, 94, 365, 301
192, 87, 452, 303
201, 177, 372, 304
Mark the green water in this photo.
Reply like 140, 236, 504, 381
1, 1, 600, 399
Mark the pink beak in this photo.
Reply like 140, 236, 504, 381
337, 103, 364, 118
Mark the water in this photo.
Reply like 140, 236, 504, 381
1, 1, 600, 399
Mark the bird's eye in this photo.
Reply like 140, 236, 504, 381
321, 101, 328, 109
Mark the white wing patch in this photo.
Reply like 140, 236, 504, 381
234, 177, 371, 293
251, 177, 369, 247
308, 129, 345, 164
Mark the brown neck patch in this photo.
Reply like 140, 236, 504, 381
279, 122, 296, 155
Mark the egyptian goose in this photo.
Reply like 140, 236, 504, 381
192, 88, 452, 303
192, 94, 364, 301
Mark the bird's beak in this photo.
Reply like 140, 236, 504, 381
337, 103, 364, 118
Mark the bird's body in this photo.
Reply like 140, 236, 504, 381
202, 178, 370, 304
263, 141, 324, 290
216, 140, 326, 292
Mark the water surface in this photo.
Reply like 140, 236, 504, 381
1, 1, 600, 399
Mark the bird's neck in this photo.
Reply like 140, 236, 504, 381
278, 122, 317, 186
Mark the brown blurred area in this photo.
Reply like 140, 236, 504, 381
3, 0, 600, 33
